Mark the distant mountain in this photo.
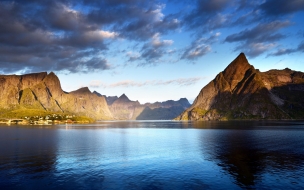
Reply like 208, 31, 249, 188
0, 72, 113, 120
103, 94, 191, 120
175, 53, 304, 120
93, 91, 118, 105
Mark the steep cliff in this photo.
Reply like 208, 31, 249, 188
176, 53, 304, 120
0, 72, 112, 120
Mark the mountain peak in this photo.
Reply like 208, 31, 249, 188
118, 93, 130, 101
93, 91, 102, 97
71, 87, 91, 94
224, 52, 250, 72
222, 53, 253, 90
44, 71, 59, 82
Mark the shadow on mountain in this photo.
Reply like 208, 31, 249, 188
136, 106, 185, 120
271, 84, 304, 118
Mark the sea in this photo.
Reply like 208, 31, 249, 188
1, 121, 304, 190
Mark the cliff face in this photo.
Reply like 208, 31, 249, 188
104, 94, 191, 120
176, 53, 304, 120
0, 72, 112, 120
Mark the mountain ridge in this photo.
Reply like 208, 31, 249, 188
103, 94, 191, 120
0, 72, 190, 121
175, 53, 304, 120
0, 72, 113, 120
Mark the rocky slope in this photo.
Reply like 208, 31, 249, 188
0, 72, 113, 120
176, 53, 304, 120
98, 94, 191, 120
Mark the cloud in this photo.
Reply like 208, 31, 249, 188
268, 48, 295, 57
267, 41, 304, 57
0, 0, 302, 73
182, 44, 211, 60
184, 0, 232, 32
89, 80, 103, 88
132, 33, 174, 65
151, 33, 174, 47
88, 2, 180, 41
225, 21, 290, 43
181, 32, 220, 60
89, 77, 202, 88
260, 0, 304, 16
126, 51, 141, 62
0, 0, 180, 73
298, 41, 304, 51
225, 21, 290, 57
244, 43, 276, 58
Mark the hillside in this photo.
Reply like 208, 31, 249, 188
0, 72, 113, 120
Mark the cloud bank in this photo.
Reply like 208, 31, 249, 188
89, 77, 202, 88
0, 0, 303, 73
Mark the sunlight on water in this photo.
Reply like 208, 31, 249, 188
1, 121, 304, 189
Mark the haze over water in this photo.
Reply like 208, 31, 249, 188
1, 121, 304, 189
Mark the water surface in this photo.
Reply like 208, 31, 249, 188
1, 121, 304, 189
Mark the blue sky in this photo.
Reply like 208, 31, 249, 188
0, 0, 304, 103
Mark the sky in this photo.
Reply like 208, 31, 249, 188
0, 0, 304, 103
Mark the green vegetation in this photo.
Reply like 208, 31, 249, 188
0, 107, 96, 123
71, 116, 95, 123
192, 107, 207, 116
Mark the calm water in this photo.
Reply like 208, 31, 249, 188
1, 121, 304, 190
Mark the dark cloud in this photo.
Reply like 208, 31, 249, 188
225, 21, 290, 57
298, 41, 304, 51
0, 0, 302, 73
268, 48, 295, 57
184, 0, 233, 32
88, 3, 180, 41
267, 41, 304, 57
0, 0, 180, 73
260, 0, 304, 16
225, 21, 290, 43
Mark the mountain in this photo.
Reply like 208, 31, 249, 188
104, 94, 191, 120
93, 91, 118, 105
107, 94, 140, 120
0, 72, 113, 120
137, 99, 190, 120
175, 53, 304, 121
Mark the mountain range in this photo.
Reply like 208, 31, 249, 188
0, 72, 190, 120
1, 53, 303, 121
175, 53, 304, 120
94, 93, 190, 120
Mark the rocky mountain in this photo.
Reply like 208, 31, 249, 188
0, 72, 113, 120
93, 91, 118, 105
176, 53, 304, 121
98, 94, 191, 120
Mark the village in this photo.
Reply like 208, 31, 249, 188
0, 114, 76, 125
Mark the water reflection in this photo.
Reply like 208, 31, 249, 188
197, 123, 304, 188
